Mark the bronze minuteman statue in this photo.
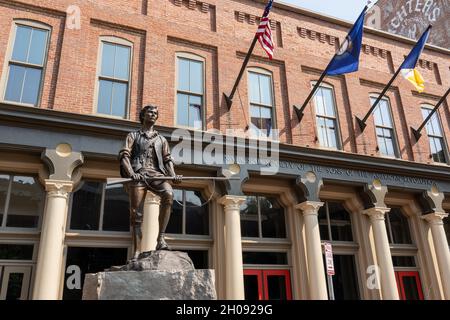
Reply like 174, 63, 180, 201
119, 105, 182, 259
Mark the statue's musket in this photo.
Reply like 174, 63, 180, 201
107, 176, 240, 186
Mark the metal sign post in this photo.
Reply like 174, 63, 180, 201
324, 242, 335, 300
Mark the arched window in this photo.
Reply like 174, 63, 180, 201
95, 36, 132, 118
175, 52, 205, 130
247, 68, 275, 138
2, 20, 51, 106
421, 104, 449, 164
312, 83, 341, 149
370, 95, 399, 158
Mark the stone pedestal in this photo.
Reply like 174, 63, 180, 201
82, 251, 216, 300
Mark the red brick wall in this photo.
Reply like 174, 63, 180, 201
0, 0, 448, 166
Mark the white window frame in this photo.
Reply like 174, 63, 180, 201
311, 82, 342, 150
421, 104, 449, 164
93, 36, 133, 119
174, 52, 206, 130
369, 94, 400, 158
0, 19, 51, 107
247, 67, 277, 139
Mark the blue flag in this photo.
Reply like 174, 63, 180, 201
325, 7, 366, 76
399, 26, 431, 70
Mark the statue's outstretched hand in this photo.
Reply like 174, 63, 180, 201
173, 175, 183, 184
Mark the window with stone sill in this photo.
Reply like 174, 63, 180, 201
240, 195, 286, 239
0, 174, 44, 229
96, 38, 132, 118
313, 85, 341, 150
370, 96, 399, 158
176, 54, 204, 130
3, 21, 50, 106
421, 105, 449, 164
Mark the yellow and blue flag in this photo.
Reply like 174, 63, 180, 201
325, 6, 367, 76
399, 26, 431, 93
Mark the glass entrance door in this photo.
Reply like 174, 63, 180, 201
395, 271, 424, 300
0, 266, 32, 300
244, 269, 292, 300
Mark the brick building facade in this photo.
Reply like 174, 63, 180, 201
0, 0, 449, 300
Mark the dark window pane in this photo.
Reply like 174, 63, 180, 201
0, 175, 9, 218
102, 184, 129, 232
63, 247, 128, 300
7, 176, 43, 228
28, 28, 48, 65
12, 25, 32, 62
444, 217, 450, 245
5, 64, 26, 103
240, 196, 258, 237
5, 273, 24, 300
266, 275, 287, 300
0, 244, 33, 260
244, 274, 260, 300
114, 45, 130, 80
21, 67, 42, 105
243, 252, 287, 265
318, 205, 330, 241
327, 202, 353, 242
392, 256, 416, 267
166, 189, 183, 234
402, 276, 421, 300
185, 190, 209, 235
325, 255, 360, 300
101, 42, 115, 78
184, 250, 208, 269
97, 80, 113, 115
70, 181, 103, 230
260, 197, 286, 238
388, 208, 412, 244
111, 82, 127, 117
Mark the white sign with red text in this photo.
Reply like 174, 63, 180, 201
324, 242, 335, 276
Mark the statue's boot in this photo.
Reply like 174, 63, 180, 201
156, 233, 170, 250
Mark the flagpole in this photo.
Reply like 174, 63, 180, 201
223, 35, 259, 109
356, 24, 432, 132
355, 66, 402, 132
411, 87, 450, 141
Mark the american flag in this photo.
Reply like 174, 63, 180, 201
256, 0, 274, 59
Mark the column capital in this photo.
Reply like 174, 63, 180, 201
362, 207, 391, 221
421, 212, 449, 225
145, 191, 161, 205
219, 195, 246, 210
295, 201, 324, 215
45, 179, 73, 199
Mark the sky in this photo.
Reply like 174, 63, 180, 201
280, 0, 369, 22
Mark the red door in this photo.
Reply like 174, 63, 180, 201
395, 271, 424, 300
243, 269, 292, 300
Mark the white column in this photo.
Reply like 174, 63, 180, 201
141, 192, 161, 252
422, 212, 450, 299
363, 207, 399, 300
219, 195, 246, 300
296, 201, 328, 300
33, 180, 73, 300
